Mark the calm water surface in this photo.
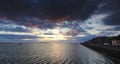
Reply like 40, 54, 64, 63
0, 43, 115, 64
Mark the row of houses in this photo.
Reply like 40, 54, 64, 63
84, 35, 120, 46
112, 40, 120, 45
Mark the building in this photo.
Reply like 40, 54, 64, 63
112, 40, 120, 45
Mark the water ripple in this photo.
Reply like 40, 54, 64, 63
0, 43, 115, 64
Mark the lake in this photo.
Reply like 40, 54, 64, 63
0, 42, 116, 64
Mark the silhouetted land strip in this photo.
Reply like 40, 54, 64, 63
81, 43, 120, 63
81, 35, 120, 63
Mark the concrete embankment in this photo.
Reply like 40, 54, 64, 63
81, 43, 120, 60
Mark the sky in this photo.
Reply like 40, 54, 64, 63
0, 0, 120, 43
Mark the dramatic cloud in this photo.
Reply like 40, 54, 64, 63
12, 17, 55, 29
0, 0, 119, 23
0, 0, 104, 21
80, 13, 120, 36
0, 0, 119, 42
95, 0, 120, 25
0, 19, 31, 32
0, 34, 39, 39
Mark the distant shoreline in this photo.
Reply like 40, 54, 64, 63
81, 43, 120, 62
0, 42, 48, 44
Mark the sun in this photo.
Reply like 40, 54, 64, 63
38, 33, 69, 41
31, 27, 71, 41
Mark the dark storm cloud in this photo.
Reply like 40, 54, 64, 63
104, 13, 120, 25
61, 21, 85, 32
11, 17, 55, 29
0, 19, 30, 32
0, 0, 104, 29
99, 0, 120, 25
113, 26, 120, 31
0, 0, 104, 21
0, 26, 28, 32
0, 0, 119, 28
0, 34, 39, 39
